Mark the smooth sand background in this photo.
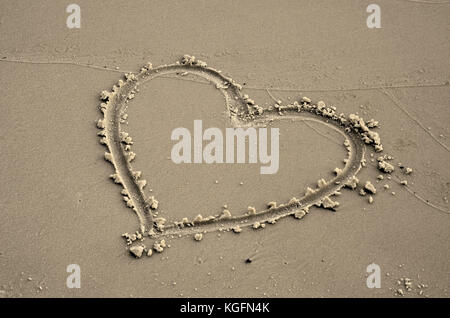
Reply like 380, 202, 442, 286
0, 0, 449, 297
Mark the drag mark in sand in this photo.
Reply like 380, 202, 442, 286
379, 88, 450, 153
97, 56, 397, 257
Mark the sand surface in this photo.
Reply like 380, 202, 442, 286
0, 0, 449, 298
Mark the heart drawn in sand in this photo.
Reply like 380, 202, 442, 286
97, 55, 386, 257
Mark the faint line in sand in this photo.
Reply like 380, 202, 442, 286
379, 88, 450, 153
269, 84, 449, 215
0, 57, 130, 74
1, 58, 448, 92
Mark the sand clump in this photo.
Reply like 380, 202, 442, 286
317, 196, 339, 210
153, 240, 166, 253
345, 176, 359, 189
129, 245, 145, 258
147, 196, 158, 210
334, 167, 343, 176
219, 209, 232, 220
377, 156, 395, 173
232, 226, 242, 233
364, 181, 377, 194
193, 214, 204, 223
122, 232, 144, 246
252, 222, 265, 229
395, 277, 428, 297
247, 206, 257, 215
294, 208, 308, 219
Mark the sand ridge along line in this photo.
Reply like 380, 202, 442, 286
98, 55, 393, 258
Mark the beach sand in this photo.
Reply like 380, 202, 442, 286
0, 0, 449, 297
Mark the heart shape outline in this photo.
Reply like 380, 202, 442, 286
97, 55, 384, 252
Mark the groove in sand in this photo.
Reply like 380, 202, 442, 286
97, 56, 391, 255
